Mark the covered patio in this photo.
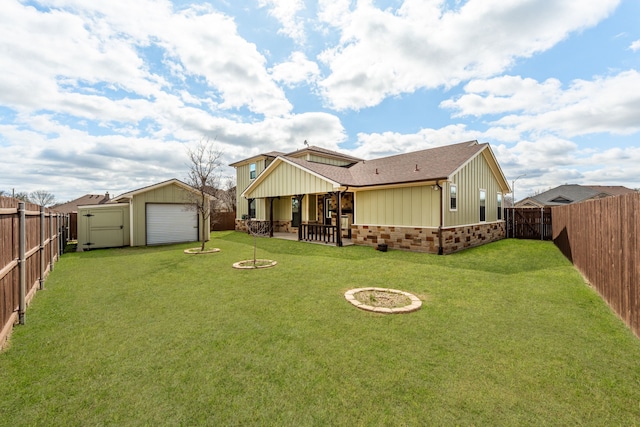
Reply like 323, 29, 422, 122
271, 231, 354, 246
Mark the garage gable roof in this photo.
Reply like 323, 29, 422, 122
111, 178, 209, 201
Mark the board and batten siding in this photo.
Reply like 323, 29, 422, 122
355, 185, 440, 227
444, 151, 503, 227
271, 197, 291, 221
131, 183, 208, 246
245, 161, 335, 199
235, 158, 269, 219
307, 155, 353, 166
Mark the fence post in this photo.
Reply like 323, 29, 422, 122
18, 202, 26, 325
58, 213, 63, 255
49, 212, 54, 272
40, 206, 45, 290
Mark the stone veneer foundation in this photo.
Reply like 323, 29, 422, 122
351, 221, 506, 254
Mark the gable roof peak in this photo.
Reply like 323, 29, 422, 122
284, 145, 362, 162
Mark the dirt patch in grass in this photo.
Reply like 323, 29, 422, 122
232, 259, 277, 269
353, 290, 412, 308
344, 287, 422, 314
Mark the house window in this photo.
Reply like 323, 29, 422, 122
249, 163, 256, 180
497, 193, 502, 220
450, 184, 457, 211
479, 189, 486, 222
248, 198, 256, 219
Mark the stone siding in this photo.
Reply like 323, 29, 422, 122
352, 221, 505, 254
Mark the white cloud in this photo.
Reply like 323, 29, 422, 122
270, 52, 320, 87
441, 76, 564, 117
0, 0, 292, 120
442, 71, 640, 139
258, 0, 306, 44
316, 0, 619, 110
0, 109, 347, 200
630, 39, 640, 51
350, 124, 484, 159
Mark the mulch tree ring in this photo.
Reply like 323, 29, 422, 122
232, 259, 277, 269
344, 287, 422, 314
183, 248, 221, 254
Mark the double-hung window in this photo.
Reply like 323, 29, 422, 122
479, 189, 486, 222
249, 163, 256, 180
450, 184, 457, 211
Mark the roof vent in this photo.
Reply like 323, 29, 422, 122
414, 164, 419, 172
375, 168, 379, 174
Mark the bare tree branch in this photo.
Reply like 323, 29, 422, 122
30, 190, 56, 207
184, 138, 224, 251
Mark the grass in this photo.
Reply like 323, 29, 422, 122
1, 232, 640, 425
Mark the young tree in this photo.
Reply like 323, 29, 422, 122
219, 177, 237, 213
185, 138, 223, 251
29, 190, 56, 207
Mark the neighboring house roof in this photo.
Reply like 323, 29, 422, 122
52, 193, 110, 213
515, 184, 636, 207
585, 185, 637, 197
242, 140, 510, 197
110, 178, 210, 202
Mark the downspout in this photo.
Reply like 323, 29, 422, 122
436, 180, 444, 255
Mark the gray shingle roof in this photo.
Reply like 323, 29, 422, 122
52, 193, 110, 213
524, 184, 636, 206
282, 140, 485, 187
286, 145, 363, 163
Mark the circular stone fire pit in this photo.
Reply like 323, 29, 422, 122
344, 287, 422, 314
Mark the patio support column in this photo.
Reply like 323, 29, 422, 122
436, 180, 444, 255
269, 197, 275, 237
336, 190, 342, 247
295, 195, 304, 241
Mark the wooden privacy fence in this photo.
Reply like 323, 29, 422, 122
211, 211, 236, 231
0, 197, 68, 349
505, 207, 552, 240
552, 193, 640, 338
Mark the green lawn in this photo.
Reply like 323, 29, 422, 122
2, 232, 640, 426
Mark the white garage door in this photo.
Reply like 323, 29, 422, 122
146, 204, 198, 245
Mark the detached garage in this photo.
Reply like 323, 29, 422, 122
78, 179, 210, 250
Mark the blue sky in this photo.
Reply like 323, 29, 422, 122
1, 0, 639, 203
